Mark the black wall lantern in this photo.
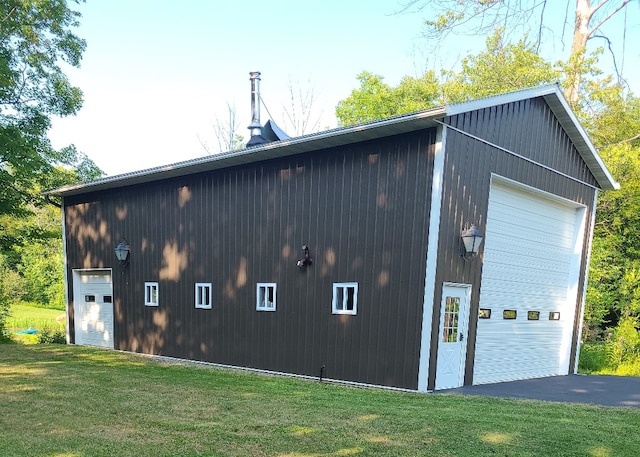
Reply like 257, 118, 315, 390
461, 223, 484, 261
297, 244, 312, 268
114, 240, 130, 266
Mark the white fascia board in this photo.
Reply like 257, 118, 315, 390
445, 84, 561, 116
542, 91, 619, 191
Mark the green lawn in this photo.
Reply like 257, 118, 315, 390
1, 345, 639, 456
6, 303, 65, 330
5, 304, 65, 343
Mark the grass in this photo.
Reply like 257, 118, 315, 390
1, 345, 639, 457
5, 304, 65, 344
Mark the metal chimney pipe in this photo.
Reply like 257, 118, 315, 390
248, 71, 262, 138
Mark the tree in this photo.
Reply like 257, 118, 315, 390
401, 0, 635, 104
336, 32, 558, 126
200, 103, 245, 154
281, 77, 324, 136
441, 32, 560, 102
336, 70, 441, 126
0, 0, 100, 252
582, 80, 640, 337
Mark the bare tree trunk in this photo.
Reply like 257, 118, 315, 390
566, 0, 631, 105
565, 0, 593, 104
199, 103, 244, 155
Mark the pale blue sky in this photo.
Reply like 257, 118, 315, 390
49, 1, 639, 176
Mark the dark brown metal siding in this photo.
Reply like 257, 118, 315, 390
428, 98, 597, 389
64, 129, 437, 390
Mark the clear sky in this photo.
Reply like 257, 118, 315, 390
48, 0, 640, 176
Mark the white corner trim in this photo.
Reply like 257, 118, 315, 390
559, 205, 588, 374
417, 124, 447, 392
61, 199, 70, 344
574, 189, 599, 373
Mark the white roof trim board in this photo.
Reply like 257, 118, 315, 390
47, 84, 618, 197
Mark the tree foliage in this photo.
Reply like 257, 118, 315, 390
1, 1, 101, 319
336, 71, 441, 126
441, 32, 560, 103
401, 0, 635, 103
336, 33, 559, 126
575, 76, 640, 338
1, 0, 101, 253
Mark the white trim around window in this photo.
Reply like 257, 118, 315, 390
144, 282, 159, 306
256, 283, 277, 311
195, 282, 212, 309
332, 282, 358, 315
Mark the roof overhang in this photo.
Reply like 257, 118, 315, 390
46, 106, 446, 197
46, 84, 618, 197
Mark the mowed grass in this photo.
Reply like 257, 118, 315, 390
6, 304, 65, 331
5, 304, 65, 343
1, 345, 639, 457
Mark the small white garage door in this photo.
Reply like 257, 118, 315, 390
473, 180, 585, 385
73, 270, 114, 349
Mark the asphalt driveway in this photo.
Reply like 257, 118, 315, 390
439, 374, 640, 408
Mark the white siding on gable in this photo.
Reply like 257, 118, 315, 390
473, 179, 585, 385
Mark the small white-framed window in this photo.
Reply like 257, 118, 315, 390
195, 283, 212, 309
145, 282, 159, 306
256, 283, 277, 311
332, 282, 358, 315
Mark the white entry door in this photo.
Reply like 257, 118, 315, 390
435, 284, 471, 390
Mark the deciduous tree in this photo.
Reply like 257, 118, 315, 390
401, 0, 635, 104
336, 70, 441, 126
0, 0, 100, 252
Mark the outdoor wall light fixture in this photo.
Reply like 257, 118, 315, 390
114, 240, 130, 266
297, 245, 313, 268
460, 223, 484, 262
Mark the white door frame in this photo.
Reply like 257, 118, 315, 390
435, 283, 472, 390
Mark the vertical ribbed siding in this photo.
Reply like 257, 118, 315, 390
428, 98, 597, 389
64, 129, 436, 390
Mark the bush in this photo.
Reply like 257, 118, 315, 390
579, 317, 640, 375
608, 317, 640, 364
578, 342, 610, 373
37, 329, 67, 344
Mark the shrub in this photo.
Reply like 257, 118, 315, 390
579, 317, 640, 375
37, 329, 67, 344
608, 317, 640, 366
578, 342, 610, 373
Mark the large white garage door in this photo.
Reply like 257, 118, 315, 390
473, 180, 585, 385
73, 270, 114, 349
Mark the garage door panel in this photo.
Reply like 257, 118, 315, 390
480, 277, 570, 300
474, 181, 582, 385
73, 270, 114, 349
489, 203, 575, 233
473, 326, 563, 384
482, 262, 570, 286
485, 232, 573, 257
489, 186, 577, 218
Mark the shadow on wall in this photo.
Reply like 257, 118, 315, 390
126, 306, 168, 354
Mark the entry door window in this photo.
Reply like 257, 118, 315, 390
442, 297, 460, 343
